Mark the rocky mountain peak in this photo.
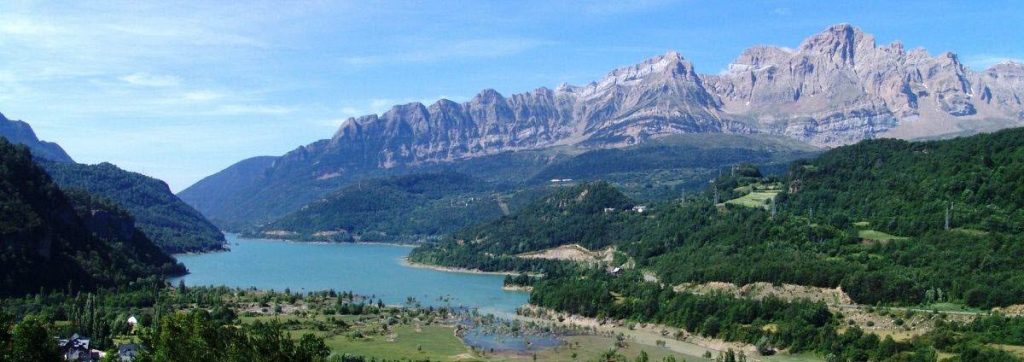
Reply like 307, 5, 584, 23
472, 88, 506, 104
307, 23, 1024, 169
986, 61, 1024, 80
603, 50, 697, 83
799, 23, 875, 67
182, 23, 1024, 228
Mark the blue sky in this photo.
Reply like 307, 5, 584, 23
1, 0, 1021, 191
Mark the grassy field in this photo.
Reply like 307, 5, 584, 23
990, 344, 1024, 358
725, 191, 778, 209
857, 229, 908, 242
321, 325, 470, 361
952, 227, 989, 236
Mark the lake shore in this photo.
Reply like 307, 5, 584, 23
236, 233, 421, 248
400, 258, 522, 276
513, 304, 787, 361
502, 285, 533, 292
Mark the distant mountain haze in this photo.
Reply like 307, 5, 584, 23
0, 112, 74, 163
180, 24, 1024, 229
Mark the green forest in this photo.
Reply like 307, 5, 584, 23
0, 139, 185, 297
410, 128, 1024, 361
42, 161, 226, 253
255, 172, 549, 242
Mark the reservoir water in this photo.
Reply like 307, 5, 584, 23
173, 234, 529, 316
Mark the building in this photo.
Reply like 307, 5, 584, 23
58, 334, 100, 362
632, 205, 647, 213
118, 344, 143, 362
127, 315, 138, 333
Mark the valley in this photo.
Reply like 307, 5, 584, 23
3, 14, 1024, 362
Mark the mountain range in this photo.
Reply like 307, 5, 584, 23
180, 24, 1024, 230
0, 114, 225, 253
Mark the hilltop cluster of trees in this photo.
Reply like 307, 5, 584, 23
42, 161, 225, 253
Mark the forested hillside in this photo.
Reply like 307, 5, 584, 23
0, 139, 185, 297
255, 172, 551, 242
410, 128, 1024, 360
413, 128, 1024, 308
785, 132, 1024, 236
183, 134, 816, 230
43, 161, 226, 253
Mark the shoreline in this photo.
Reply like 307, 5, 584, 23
400, 258, 522, 276
512, 305, 774, 361
502, 285, 533, 292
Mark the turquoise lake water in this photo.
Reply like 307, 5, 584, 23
172, 234, 528, 316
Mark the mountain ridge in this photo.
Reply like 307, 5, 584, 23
0, 112, 74, 163
0, 114, 226, 253
180, 23, 1024, 228
0, 138, 184, 296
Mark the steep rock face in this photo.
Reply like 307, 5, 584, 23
181, 24, 1024, 228
0, 112, 74, 163
704, 24, 1024, 146
308, 24, 1024, 169
321, 51, 734, 171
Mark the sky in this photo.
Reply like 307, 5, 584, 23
1, 0, 1022, 192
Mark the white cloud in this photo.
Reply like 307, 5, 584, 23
120, 73, 181, 87
964, 55, 1024, 70
581, 0, 676, 15
323, 95, 468, 129
213, 104, 293, 115
342, 38, 553, 66
0, 18, 60, 36
182, 90, 225, 102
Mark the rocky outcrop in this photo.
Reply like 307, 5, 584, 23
705, 24, 1024, 146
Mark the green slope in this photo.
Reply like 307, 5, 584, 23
0, 138, 185, 296
253, 172, 549, 242
413, 128, 1024, 308
42, 161, 226, 253
180, 133, 818, 230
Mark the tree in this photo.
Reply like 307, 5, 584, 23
10, 316, 61, 362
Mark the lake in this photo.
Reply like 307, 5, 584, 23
172, 234, 529, 316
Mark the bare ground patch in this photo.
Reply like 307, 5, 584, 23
517, 244, 615, 264
673, 281, 853, 305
